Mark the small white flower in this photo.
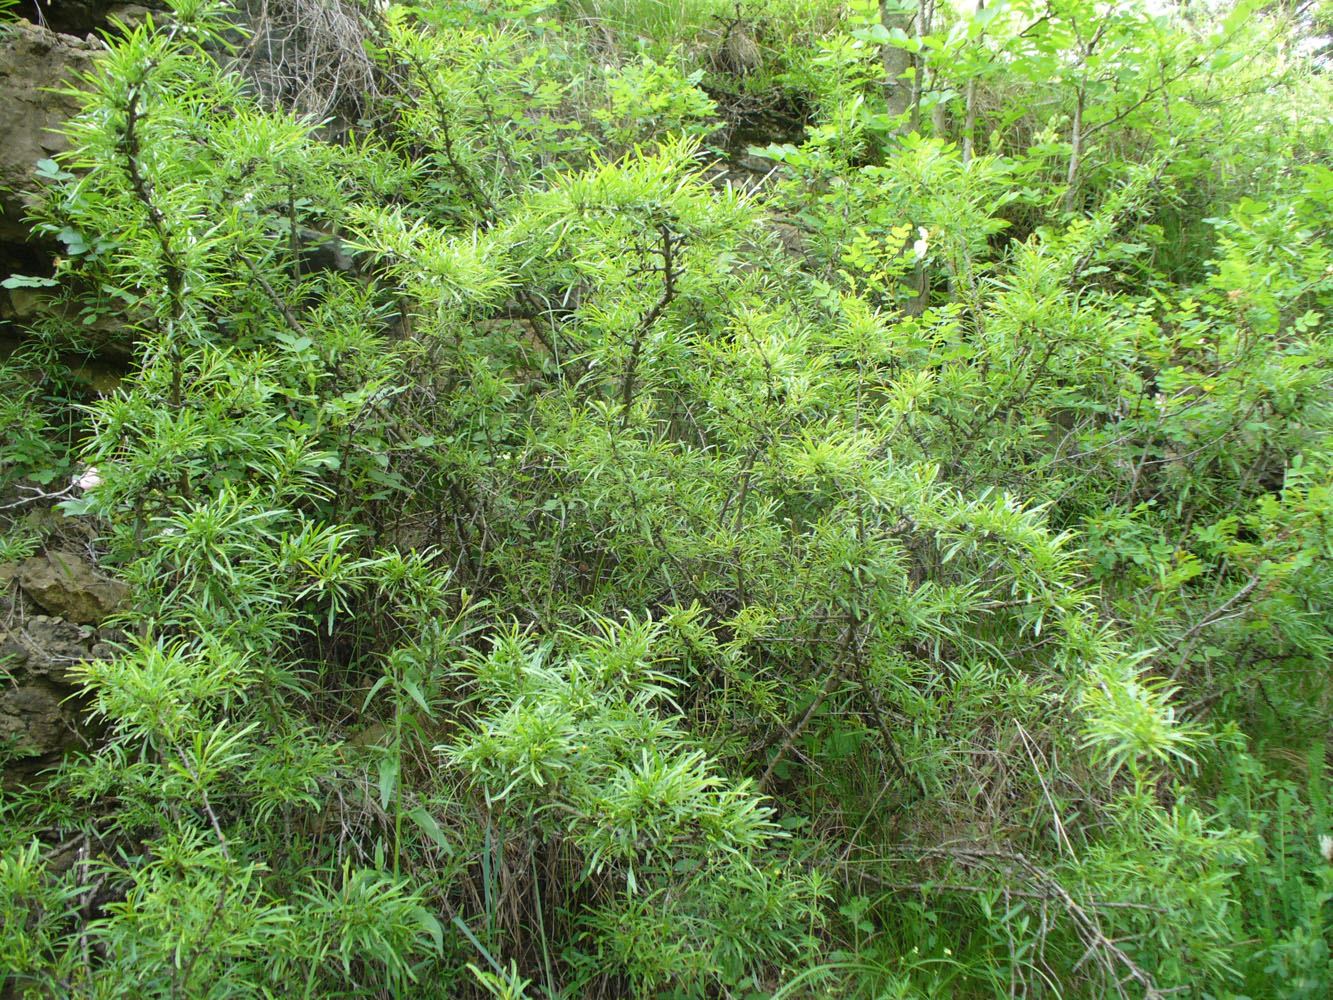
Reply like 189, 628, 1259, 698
1320, 834, 1333, 863
912, 226, 930, 261
73, 466, 102, 491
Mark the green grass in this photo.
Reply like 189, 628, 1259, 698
567, 0, 737, 46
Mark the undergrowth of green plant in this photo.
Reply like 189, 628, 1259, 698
0, 0, 1331, 996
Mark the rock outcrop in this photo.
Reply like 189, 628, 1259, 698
6, 548, 128, 624
0, 614, 112, 781
0, 19, 100, 284
0, 544, 125, 780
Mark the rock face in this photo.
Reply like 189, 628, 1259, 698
0, 15, 137, 783
0, 20, 100, 279
0, 614, 111, 779
0, 545, 125, 780
8, 548, 128, 624
13, 0, 117, 36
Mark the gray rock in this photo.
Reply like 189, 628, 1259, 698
0, 20, 99, 244
13, 548, 128, 624
0, 614, 106, 774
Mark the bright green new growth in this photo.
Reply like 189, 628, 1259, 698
0, 0, 1331, 996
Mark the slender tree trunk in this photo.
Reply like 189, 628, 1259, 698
907, 0, 937, 132
880, 0, 914, 124
962, 77, 977, 164
920, 0, 946, 138
931, 96, 947, 138
909, 59, 923, 134
1063, 85, 1085, 213
961, 0, 983, 164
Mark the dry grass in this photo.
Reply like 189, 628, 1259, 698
230, 0, 383, 122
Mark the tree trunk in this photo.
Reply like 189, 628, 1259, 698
1063, 85, 1085, 213
880, 0, 914, 123
962, 77, 977, 163
961, 0, 983, 163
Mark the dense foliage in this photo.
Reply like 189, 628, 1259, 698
1, 0, 1331, 995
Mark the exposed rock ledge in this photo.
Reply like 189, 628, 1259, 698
0, 613, 114, 783
1, 546, 126, 782
0, 19, 101, 286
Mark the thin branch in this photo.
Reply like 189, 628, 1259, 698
619, 221, 676, 428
